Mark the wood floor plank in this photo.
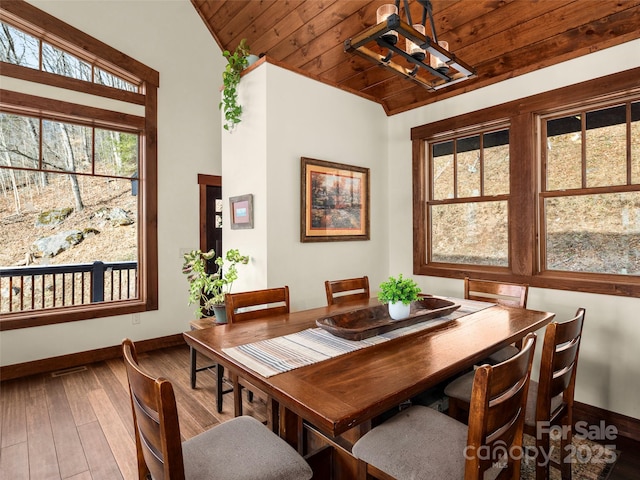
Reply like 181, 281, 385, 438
86, 388, 137, 480
0, 379, 27, 448
91, 362, 135, 439
77, 420, 124, 480
105, 357, 129, 393
61, 367, 100, 426
64, 472, 93, 480
0, 442, 29, 480
44, 376, 89, 479
26, 389, 60, 479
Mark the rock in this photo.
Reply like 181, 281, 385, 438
83, 227, 100, 237
32, 230, 84, 258
108, 207, 134, 226
35, 207, 73, 227
92, 207, 133, 226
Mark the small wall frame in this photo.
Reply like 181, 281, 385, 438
229, 194, 254, 229
301, 157, 370, 242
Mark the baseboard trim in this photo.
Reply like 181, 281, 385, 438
574, 400, 640, 442
0, 333, 185, 381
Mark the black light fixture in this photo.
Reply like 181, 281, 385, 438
344, 0, 475, 91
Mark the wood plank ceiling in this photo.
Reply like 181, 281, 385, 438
191, 0, 640, 115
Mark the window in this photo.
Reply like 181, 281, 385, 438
412, 68, 640, 297
1, 19, 138, 91
428, 126, 510, 267
541, 100, 640, 276
0, 2, 158, 330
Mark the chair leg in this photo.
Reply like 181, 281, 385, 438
560, 416, 573, 480
536, 430, 551, 480
190, 347, 197, 389
216, 364, 224, 413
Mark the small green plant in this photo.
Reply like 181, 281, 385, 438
219, 38, 251, 131
182, 248, 249, 318
377, 274, 421, 305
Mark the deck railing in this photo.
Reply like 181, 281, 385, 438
0, 261, 138, 313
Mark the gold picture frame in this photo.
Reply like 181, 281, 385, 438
301, 157, 370, 242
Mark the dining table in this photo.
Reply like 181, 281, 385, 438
183, 296, 555, 478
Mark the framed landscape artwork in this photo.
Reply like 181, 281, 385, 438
229, 194, 253, 229
301, 157, 370, 242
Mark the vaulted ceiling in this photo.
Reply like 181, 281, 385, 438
191, 0, 640, 115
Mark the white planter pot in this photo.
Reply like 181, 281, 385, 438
388, 301, 411, 320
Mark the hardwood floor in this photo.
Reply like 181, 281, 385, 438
0, 344, 268, 480
1, 344, 638, 479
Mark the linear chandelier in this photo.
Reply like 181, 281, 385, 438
344, 0, 475, 91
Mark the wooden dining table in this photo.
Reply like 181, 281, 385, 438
183, 297, 555, 477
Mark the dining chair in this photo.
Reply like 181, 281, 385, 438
443, 277, 530, 419
524, 307, 586, 480
353, 333, 537, 480
225, 286, 290, 424
445, 308, 585, 480
121, 338, 313, 480
465, 277, 529, 364
324, 275, 370, 305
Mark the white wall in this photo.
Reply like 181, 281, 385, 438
1, 0, 224, 364
387, 39, 640, 419
223, 63, 389, 311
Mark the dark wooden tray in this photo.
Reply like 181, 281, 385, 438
316, 296, 460, 341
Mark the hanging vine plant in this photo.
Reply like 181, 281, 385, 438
219, 38, 251, 132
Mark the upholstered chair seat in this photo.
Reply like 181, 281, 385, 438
183, 415, 312, 480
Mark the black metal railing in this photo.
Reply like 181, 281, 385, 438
0, 261, 138, 313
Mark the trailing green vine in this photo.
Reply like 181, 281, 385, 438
219, 38, 251, 132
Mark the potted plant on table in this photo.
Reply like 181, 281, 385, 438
182, 248, 249, 323
377, 274, 422, 320
220, 38, 251, 132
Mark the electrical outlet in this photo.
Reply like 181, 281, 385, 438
132, 313, 140, 325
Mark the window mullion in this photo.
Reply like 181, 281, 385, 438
627, 102, 632, 185
581, 112, 587, 189
453, 140, 458, 199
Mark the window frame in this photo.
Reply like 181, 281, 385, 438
425, 121, 512, 268
412, 67, 640, 298
0, 1, 158, 330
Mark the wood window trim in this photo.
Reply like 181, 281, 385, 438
0, 2, 158, 330
412, 67, 640, 298
1, 1, 159, 87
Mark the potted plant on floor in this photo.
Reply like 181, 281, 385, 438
220, 38, 251, 132
182, 248, 249, 323
377, 274, 421, 320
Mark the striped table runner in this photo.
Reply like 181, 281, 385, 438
222, 297, 493, 378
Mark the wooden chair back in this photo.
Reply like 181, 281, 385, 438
537, 308, 585, 419
464, 277, 528, 308
225, 286, 290, 323
122, 338, 185, 480
325, 276, 370, 305
466, 333, 537, 479
526, 308, 586, 479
